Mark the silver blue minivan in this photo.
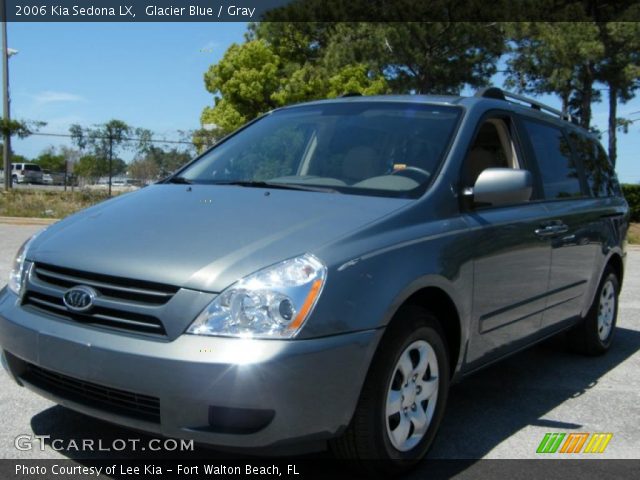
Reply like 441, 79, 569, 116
0, 89, 629, 471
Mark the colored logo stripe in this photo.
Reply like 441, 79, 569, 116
584, 433, 613, 453
560, 433, 589, 453
537, 433, 565, 453
537, 433, 613, 454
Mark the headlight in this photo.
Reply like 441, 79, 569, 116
187, 254, 327, 339
8, 233, 39, 296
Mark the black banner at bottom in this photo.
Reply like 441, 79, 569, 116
3, 459, 640, 480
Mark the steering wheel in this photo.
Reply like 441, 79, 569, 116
391, 166, 431, 182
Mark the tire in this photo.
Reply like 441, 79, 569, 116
569, 268, 619, 356
330, 305, 450, 474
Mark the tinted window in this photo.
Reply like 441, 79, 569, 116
180, 102, 461, 198
568, 131, 619, 197
464, 120, 514, 186
523, 120, 582, 199
24, 164, 41, 172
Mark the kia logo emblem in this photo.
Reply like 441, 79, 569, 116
62, 286, 97, 312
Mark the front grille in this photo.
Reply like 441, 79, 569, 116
23, 291, 167, 336
33, 263, 178, 305
21, 363, 161, 423
21, 263, 177, 337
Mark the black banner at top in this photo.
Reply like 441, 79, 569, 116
1, 0, 640, 22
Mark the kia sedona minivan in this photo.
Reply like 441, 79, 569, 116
0, 89, 628, 471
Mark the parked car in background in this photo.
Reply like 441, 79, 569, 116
42, 170, 53, 185
0, 89, 628, 473
49, 171, 66, 186
11, 163, 43, 184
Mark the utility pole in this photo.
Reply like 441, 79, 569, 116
108, 134, 113, 197
2, 5, 11, 191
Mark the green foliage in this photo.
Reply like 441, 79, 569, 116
202, 40, 281, 132
506, 20, 640, 161
201, 33, 390, 134
69, 120, 151, 183
506, 22, 602, 127
129, 146, 192, 182
0, 118, 46, 138
191, 127, 223, 153
320, 22, 504, 94
203, 13, 639, 168
622, 184, 640, 223
73, 154, 126, 182
35, 149, 66, 172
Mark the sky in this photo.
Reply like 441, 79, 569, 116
8, 22, 248, 158
6, 22, 640, 183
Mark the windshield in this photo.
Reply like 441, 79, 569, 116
178, 102, 461, 198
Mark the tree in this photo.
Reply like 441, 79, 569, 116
595, 21, 640, 165
35, 148, 66, 172
74, 154, 126, 184
202, 18, 506, 134
128, 157, 159, 184
201, 40, 281, 133
1, 118, 45, 189
131, 145, 192, 180
321, 22, 504, 94
201, 36, 389, 134
505, 22, 603, 128
70, 120, 151, 195
191, 126, 223, 153
73, 155, 102, 183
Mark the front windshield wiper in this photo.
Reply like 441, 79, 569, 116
166, 176, 193, 184
211, 180, 339, 194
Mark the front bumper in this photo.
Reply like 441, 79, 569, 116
0, 287, 383, 449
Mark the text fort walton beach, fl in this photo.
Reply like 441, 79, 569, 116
16, 5, 257, 18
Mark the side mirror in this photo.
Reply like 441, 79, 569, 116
470, 168, 533, 206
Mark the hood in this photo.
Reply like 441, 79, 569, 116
29, 185, 409, 292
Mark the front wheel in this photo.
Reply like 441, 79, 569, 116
330, 306, 450, 473
569, 268, 620, 355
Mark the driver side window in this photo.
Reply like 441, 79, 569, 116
463, 118, 520, 187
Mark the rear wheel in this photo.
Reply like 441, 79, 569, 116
569, 268, 619, 355
330, 306, 450, 473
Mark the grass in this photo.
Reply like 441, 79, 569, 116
0, 189, 112, 219
629, 223, 640, 245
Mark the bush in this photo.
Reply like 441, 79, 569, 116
0, 189, 112, 219
622, 184, 640, 222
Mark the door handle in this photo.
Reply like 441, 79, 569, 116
535, 223, 569, 237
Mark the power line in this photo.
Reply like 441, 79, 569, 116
30, 131, 194, 145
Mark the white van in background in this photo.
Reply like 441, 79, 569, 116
11, 163, 43, 184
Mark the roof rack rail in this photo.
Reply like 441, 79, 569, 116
475, 87, 576, 124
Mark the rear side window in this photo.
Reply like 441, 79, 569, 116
24, 164, 41, 172
568, 131, 619, 198
523, 120, 582, 200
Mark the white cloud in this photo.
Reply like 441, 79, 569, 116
199, 41, 219, 53
32, 91, 86, 105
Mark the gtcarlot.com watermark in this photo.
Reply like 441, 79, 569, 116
14, 434, 194, 452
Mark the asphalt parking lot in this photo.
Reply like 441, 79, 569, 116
0, 222, 638, 464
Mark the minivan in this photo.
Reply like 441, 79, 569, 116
11, 162, 43, 184
0, 89, 628, 471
